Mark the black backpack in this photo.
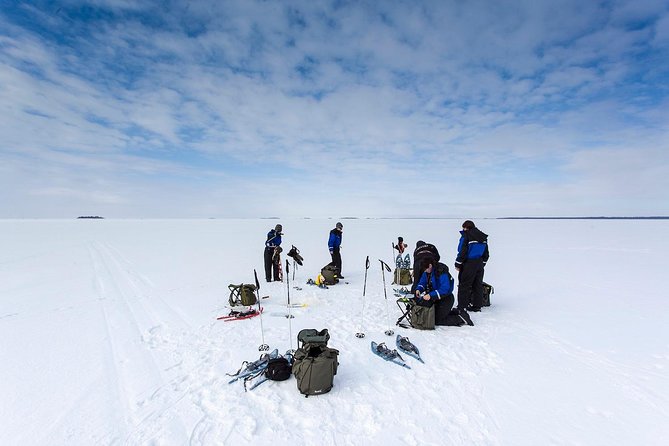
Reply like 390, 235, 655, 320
265, 357, 292, 381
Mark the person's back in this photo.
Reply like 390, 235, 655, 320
411, 241, 440, 293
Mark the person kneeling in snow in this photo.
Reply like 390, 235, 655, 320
414, 262, 458, 325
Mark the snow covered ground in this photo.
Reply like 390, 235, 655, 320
1, 218, 668, 446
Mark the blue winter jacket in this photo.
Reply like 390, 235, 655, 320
455, 227, 489, 268
415, 264, 454, 302
266, 229, 282, 248
328, 229, 342, 252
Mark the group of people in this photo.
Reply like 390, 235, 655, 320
410, 220, 489, 326
263, 219, 490, 327
264, 221, 344, 282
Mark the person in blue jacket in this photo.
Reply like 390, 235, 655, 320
414, 262, 460, 325
328, 222, 344, 278
264, 224, 282, 282
455, 220, 489, 314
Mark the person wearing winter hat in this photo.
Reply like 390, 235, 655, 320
264, 223, 283, 282
328, 222, 344, 278
411, 240, 440, 294
455, 220, 489, 317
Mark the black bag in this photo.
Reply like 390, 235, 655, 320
482, 282, 494, 307
265, 357, 292, 381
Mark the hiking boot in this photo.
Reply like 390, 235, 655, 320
338, 275, 345, 279
468, 306, 482, 312
460, 309, 475, 326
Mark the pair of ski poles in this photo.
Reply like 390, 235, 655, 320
356, 256, 394, 338
252, 260, 296, 353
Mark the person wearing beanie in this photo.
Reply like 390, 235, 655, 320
411, 240, 440, 294
328, 222, 344, 278
455, 220, 489, 315
264, 223, 283, 282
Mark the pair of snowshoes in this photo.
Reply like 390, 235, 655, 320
395, 253, 410, 269
371, 336, 424, 369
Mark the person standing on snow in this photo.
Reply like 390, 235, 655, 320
264, 224, 283, 282
455, 220, 489, 314
328, 222, 344, 278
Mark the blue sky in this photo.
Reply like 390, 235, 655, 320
1, 0, 668, 218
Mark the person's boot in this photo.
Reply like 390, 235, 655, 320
460, 309, 475, 326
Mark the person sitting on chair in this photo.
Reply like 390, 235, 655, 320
414, 262, 459, 325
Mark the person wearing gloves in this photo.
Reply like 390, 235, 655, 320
264, 224, 283, 282
414, 262, 460, 325
328, 222, 344, 278
454, 220, 489, 313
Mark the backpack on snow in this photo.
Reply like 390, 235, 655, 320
320, 263, 340, 285
393, 268, 412, 286
410, 303, 435, 330
482, 282, 494, 307
292, 329, 339, 396
265, 357, 293, 381
228, 283, 257, 307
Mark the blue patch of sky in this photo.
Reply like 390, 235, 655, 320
24, 108, 54, 119
285, 7, 307, 29
295, 55, 318, 80
85, 113, 111, 128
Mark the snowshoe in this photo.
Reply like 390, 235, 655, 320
371, 341, 411, 369
396, 335, 424, 363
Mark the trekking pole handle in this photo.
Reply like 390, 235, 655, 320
365, 256, 370, 270
379, 259, 391, 272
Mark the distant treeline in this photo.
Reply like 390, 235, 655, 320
77, 216, 105, 219
499, 216, 669, 220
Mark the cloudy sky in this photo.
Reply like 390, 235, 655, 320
1, 0, 668, 218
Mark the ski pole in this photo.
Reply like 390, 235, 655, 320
253, 269, 269, 351
286, 259, 294, 353
379, 259, 394, 336
356, 256, 370, 338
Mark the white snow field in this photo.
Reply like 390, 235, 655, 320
1, 218, 668, 446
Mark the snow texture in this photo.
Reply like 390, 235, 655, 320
1, 218, 668, 445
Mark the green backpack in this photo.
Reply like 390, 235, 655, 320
292, 329, 339, 397
228, 283, 257, 307
320, 264, 340, 285
410, 304, 435, 330
393, 268, 412, 285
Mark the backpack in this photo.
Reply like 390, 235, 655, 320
292, 329, 339, 396
228, 283, 258, 307
393, 268, 412, 286
482, 282, 494, 307
320, 263, 340, 285
265, 357, 292, 381
410, 303, 435, 330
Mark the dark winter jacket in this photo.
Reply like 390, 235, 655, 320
414, 242, 440, 265
265, 229, 282, 248
328, 228, 342, 252
416, 263, 454, 303
455, 227, 489, 268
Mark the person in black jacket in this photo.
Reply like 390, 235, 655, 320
411, 240, 440, 294
455, 220, 489, 313
264, 224, 283, 282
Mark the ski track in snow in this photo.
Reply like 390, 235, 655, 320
84, 241, 195, 445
